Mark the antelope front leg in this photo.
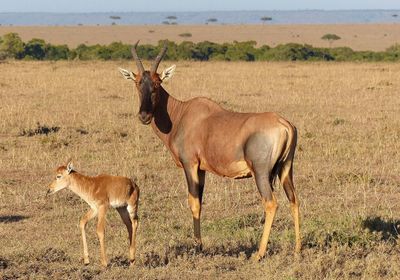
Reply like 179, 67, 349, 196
80, 208, 97, 265
96, 205, 108, 267
183, 164, 205, 251
130, 211, 139, 266
129, 186, 140, 266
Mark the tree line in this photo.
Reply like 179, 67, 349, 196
1, 32, 400, 62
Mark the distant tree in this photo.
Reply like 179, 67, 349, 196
321, 33, 341, 47
109, 16, 121, 20
207, 18, 218, 24
179, 33, 192, 38
392, 14, 398, 17
162, 21, 170, 25
165, 15, 177, 25
0, 33, 24, 59
260, 16, 272, 24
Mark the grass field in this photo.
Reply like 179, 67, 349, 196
2, 24, 400, 51
0, 60, 399, 279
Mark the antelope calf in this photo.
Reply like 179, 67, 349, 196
46, 161, 140, 267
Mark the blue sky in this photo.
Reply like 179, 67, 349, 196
1, 0, 400, 13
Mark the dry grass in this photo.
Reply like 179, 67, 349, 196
0, 60, 399, 279
2, 24, 400, 51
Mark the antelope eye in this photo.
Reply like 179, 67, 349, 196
56, 175, 62, 179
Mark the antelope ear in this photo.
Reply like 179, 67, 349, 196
66, 161, 74, 174
161, 65, 176, 81
119, 68, 136, 81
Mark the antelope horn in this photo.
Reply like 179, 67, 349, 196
131, 40, 145, 74
150, 42, 168, 74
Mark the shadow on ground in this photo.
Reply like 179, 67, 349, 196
362, 216, 400, 241
167, 240, 259, 260
0, 215, 29, 224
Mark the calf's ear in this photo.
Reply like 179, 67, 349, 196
66, 161, 74, 174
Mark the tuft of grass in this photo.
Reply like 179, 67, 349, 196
19, 122, 60, 136
333, 118, 345, 126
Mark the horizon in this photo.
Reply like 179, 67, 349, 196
2, 8, 400, 14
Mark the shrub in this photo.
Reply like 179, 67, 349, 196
24, 38, 47, 60
191, 41, 227, 61
0, 33, 24, 59
45, 44, 70, 60
328, 47, 355, 61
224, 41, 258, 61
1, 32, 400, 62
177, 41, 195, 60
386, 43, 400, 54
263, 43, 334, 61
108, 42, 132, 59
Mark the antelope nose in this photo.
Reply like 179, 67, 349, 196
138, 112, 152, 124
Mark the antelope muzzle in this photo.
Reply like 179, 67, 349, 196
138, 111, 152, 125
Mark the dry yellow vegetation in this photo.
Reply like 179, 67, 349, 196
0, 60, 399, 279
1, 24, 400, 51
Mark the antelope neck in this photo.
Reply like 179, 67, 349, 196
151, 86, 185, 143
68, 172, 95, 196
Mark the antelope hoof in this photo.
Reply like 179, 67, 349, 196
252, 253, 263, 262
83, 257, 90, 265
101, 260, 108, 268
130, 259, 136, 267
194, 241, 203, 253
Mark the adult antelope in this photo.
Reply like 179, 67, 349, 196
119, 42, 300, 260
46, 161, 140, 267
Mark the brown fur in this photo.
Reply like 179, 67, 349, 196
120, 44, 300, 260
47, 162, 140, 267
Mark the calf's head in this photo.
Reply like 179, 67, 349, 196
46, 161, 74, 196
119, 41, 176, 125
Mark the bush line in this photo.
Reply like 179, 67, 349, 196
1, 32, 400, 61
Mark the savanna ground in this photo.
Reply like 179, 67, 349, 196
2, 24, 400, 51
0, 60, 399, 279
